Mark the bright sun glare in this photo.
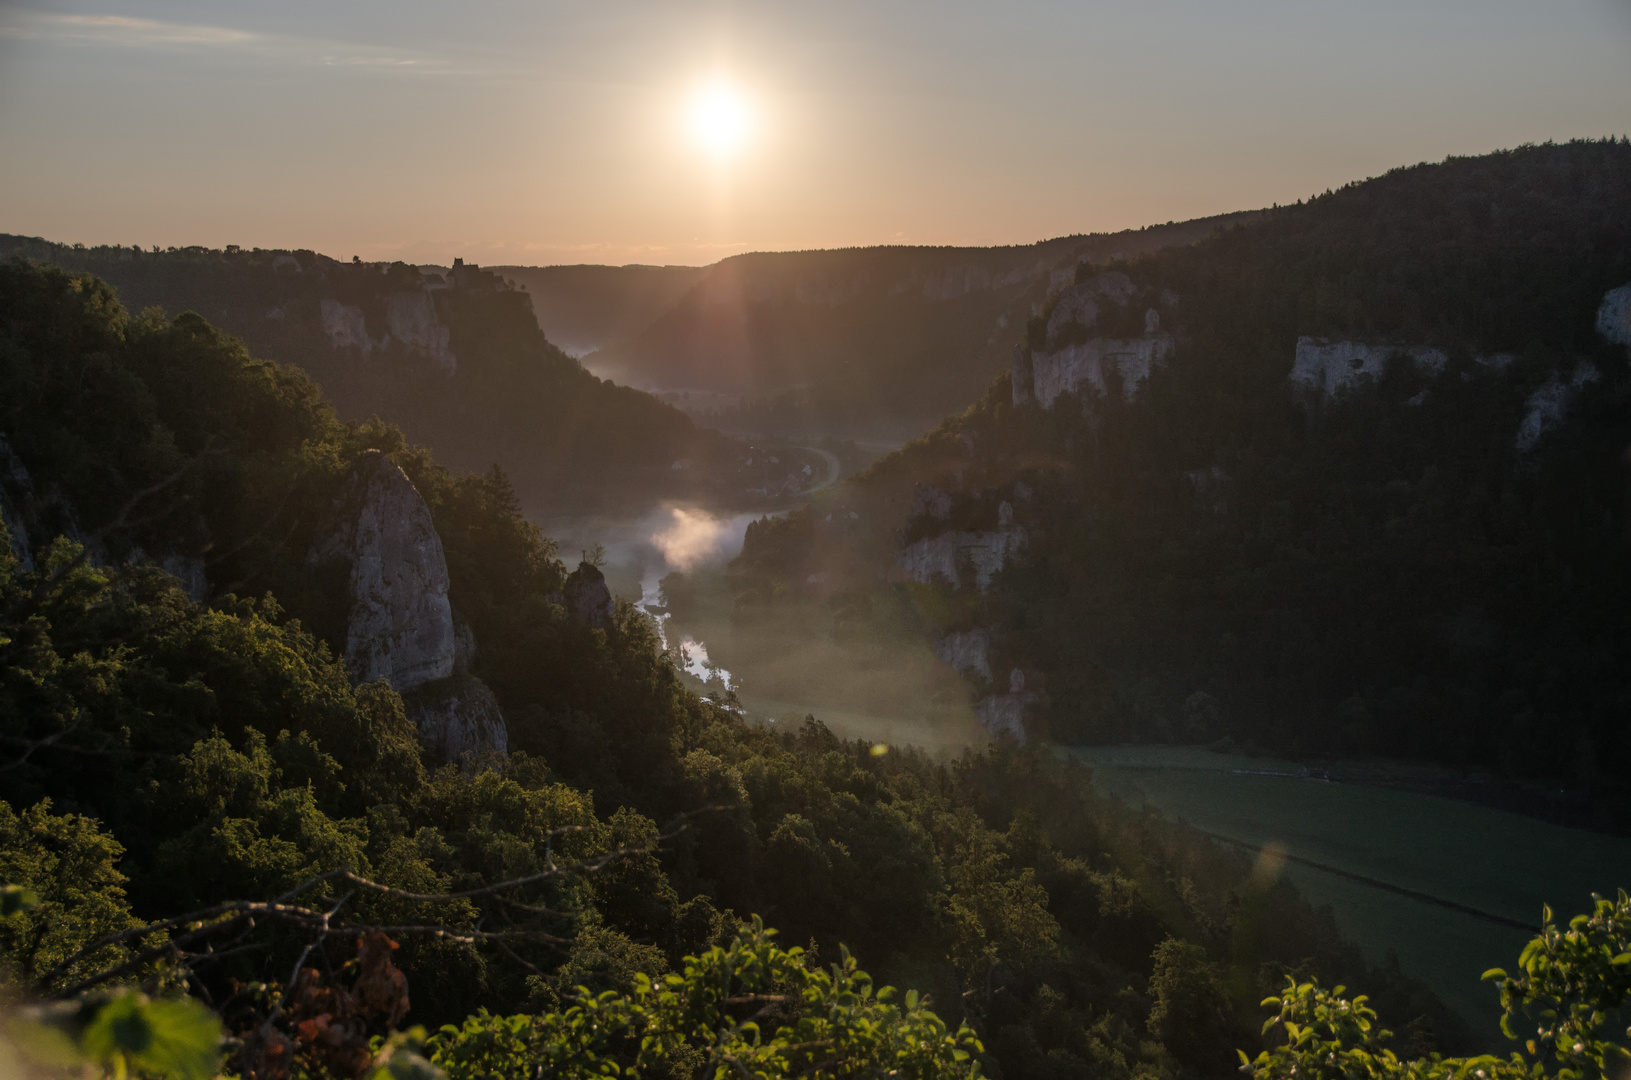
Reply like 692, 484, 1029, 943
688, 81, 752, 157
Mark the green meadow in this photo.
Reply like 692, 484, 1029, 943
1070, 746, 1631, 1045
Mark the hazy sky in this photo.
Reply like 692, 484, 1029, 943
2, 0, 1628, 266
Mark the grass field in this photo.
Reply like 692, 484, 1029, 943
1071, 746, 1631, 1045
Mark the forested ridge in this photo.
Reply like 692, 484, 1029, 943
727, 141, 1631, 824
591, 214, 1258, 439
0, 259, 1479, 1076
0, 237, 737, 514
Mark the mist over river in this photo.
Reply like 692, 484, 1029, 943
539, 500, 986, 752
540, 502, 771, 694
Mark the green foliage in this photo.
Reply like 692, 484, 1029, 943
0, 259, 1477, 1077
0, 802, 142, 994
4, 990, 222, 1080
1243, 895, 1631, 1080
1483, 891, 1631, 1077
427, 917, 984, 1080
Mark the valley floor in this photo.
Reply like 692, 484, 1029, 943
1072, 745, 1631, 1045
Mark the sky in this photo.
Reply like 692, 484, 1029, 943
1, 0, 1628, 267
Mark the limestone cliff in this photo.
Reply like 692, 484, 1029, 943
1012, 274, 1174, 408
319, 292, 458, 374
895, 497, 1025, 592
563, 560, 614, 628
1599, 283, 1631, 349
1516, 362, 1601, 453
403, 674, 508, 763
976, 669, 1036, 741
311, 451, 456, 691
310, 450, 507, 760
933, 628, 992, 681
1289, 338, 1448, 399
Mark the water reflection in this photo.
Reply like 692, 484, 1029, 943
545, 503, 775, 694
638, 567, 733, 691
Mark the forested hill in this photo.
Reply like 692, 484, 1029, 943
0, 258, 1468, 1076
728, 140, 1631, 825
590, 213, 1258, 438
0, 238, 739, 514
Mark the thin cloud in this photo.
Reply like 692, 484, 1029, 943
48, 13, 255, 47
0, 9, 462, 75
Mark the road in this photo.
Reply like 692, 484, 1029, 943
794, 446, 842, 493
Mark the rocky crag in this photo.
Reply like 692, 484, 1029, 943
310, 451, 508, 762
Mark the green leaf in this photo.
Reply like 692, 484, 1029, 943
1482, 968, 1509, 981
83, 993, 221, 1080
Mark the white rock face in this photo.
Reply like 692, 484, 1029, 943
405, 674, 509, 761
1290, 338, 1448, 399
320, 292, 458, 374
1027, 335, 1174, 407
933, 628, 991, 681
1515, 363, 1601, 453
1598, 284, 1631, 348
896, 526, 1026, 591
386, 293, 457, 374
976, 669, 1035, 741
320, 299, 375, 352
309, 451, 507, 761
160, 555, 208, 602
311, 451, 456, 692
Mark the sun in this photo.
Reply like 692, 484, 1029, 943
688, 81, 752, 157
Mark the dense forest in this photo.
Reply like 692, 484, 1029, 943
0, 237, 738, 515
722, 141, 1631, 825
0, 258, 1479, 1077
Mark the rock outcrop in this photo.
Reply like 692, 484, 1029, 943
1289, 338, 1449, 399
320, 299, 375, 353
310, 451, 506, 760
1020, 335, 1174, 408
1013, 274, 1173, 408
1515, 363, 1600, 453
312, 452, 456, 691
319, 292, 458, 374
1599, 284, 1631, 349
563, 560, 614, 629
386, 293, 457, 374
896, 517, 1026, 592
976, 669, 1037, 741
933, 628, 992, 681
404, 674, 508, 763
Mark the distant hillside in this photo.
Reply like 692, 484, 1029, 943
487, 262, 707, 358
591, 214, 1259, 438
0, 239, 739, 513
721, 140, 1631, 824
